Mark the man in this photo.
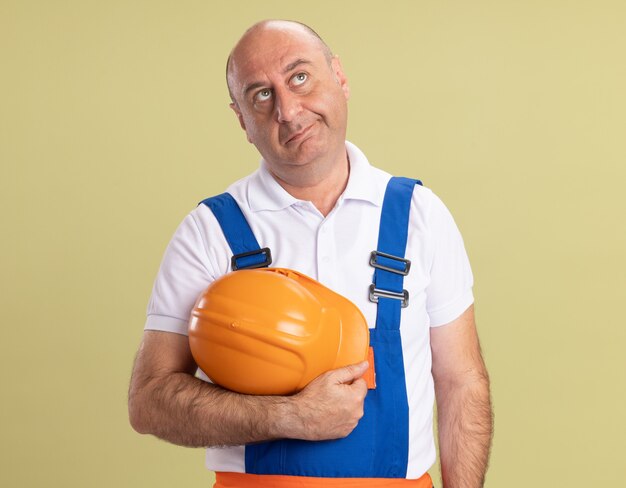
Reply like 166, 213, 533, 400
129, 19, 492, 488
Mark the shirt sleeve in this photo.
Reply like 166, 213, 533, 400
144, 213, 217, 336
425, 192, 474, 327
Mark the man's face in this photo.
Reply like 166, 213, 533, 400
228, 24, 350, 176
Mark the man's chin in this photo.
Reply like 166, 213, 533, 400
285, 141, 326, 167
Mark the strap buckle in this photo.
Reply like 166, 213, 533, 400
231, 247, 272, 271
369, 251, 411, 276
369, 284, 409, 308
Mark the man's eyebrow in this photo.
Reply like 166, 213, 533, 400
283, 59, 311, 74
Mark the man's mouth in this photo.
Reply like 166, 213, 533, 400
284, 124, 314, 145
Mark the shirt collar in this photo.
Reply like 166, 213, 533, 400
248, 141, 385, 212
341, 140, 385, 206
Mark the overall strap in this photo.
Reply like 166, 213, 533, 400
370, 176, 422, 330
199, 193, 272, 271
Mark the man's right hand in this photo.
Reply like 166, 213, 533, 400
283, 361, 369, 441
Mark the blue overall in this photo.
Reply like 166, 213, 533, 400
200, 176, 422, 478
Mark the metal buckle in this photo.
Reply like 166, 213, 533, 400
231, 247, 272, 271
369, 284, 409, 308
369, 251, 411, 276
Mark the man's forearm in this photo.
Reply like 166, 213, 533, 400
129, 372, 295, 448
129, 356, 369, 448
436, 374, 493, 488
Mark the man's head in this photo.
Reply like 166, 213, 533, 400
226, 20, 350, 182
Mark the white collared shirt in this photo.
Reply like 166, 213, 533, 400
145, 141, 474, 478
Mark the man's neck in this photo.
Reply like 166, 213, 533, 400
268, 152, 350, 217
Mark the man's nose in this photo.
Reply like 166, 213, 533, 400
274, 89, 300, 123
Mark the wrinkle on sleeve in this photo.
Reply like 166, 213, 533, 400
425, 193, 474, 327
144, 213, 216, 336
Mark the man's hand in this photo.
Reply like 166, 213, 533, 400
286, 361, 369, 441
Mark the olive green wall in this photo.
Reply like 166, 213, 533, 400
2, 1, 625, 486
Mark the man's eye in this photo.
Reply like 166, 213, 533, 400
255, 89, 272, 102
292, 73, 307, 86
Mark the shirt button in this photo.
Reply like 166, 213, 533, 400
322, 256, 330, 263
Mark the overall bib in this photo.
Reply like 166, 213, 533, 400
200, 176, 428, 481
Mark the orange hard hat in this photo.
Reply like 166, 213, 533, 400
188, 268, 369, 395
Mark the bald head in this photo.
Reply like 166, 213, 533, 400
226, 20, 333, 103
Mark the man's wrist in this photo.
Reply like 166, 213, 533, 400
267, 395, 301, 440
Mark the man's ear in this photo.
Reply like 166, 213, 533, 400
331, 56, 350, 101
230, 102, 253, 143
230, 102, 246, 131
